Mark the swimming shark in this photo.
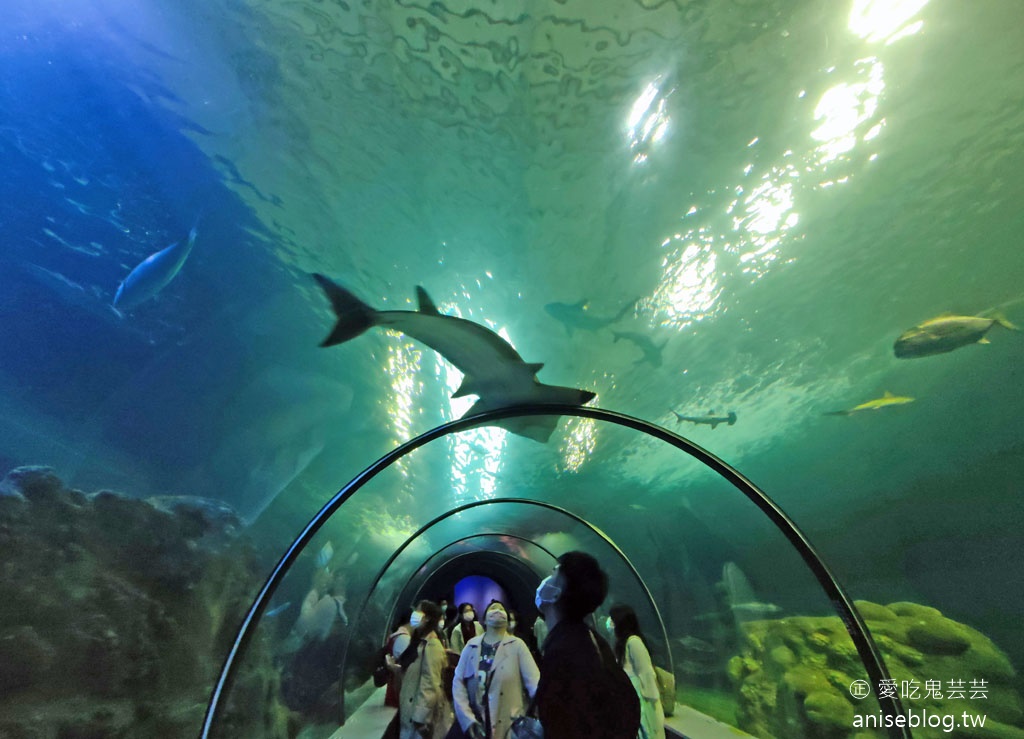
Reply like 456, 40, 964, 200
313, 274, 596, 443
612, 330, 667, 367
669, 409, 737, 429
894, 311, 1018, 358
824, 391, 914, 416
113, 222, 198, 312
544, 296, 636, 335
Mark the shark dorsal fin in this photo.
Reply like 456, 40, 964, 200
707, 409, 715, 415
523, 362, 544, 375
416, 287, 441, 315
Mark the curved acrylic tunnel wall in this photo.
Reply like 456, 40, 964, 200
207, 408, 904, 739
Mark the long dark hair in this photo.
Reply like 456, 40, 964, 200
609, 603, 649, 665
454, 601, 477, 644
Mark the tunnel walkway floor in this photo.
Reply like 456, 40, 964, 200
327, 687, 756, 739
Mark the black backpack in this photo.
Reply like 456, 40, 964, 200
586, 628, 642, 739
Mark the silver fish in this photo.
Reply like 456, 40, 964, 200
894, 311, 1017, 358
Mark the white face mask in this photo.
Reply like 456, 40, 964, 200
409, 611, 424, 628
605, 616, 614, 634
509, 621, 517, 631
463, 611, 475, 622
534, 575, 562, 610
486, 609, 508, 628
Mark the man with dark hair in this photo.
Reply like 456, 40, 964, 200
532, 552, 640, 738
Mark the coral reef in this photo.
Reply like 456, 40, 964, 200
0, 466, 291, 738
727, 600, 1024, 739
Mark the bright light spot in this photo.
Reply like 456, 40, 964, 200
559, 416, 598, 473
811, 58, 885, 165
886, 19, 924, 44
627, 77, 674, 162
849, 0, 930, 44
384, 335, 424, 478
747, 137, 759, 147
686, 206, 697, 216
437, 297, 507, 502
864, 121, 884, 140
730, 163, 801, 274
648, 235, 721, 330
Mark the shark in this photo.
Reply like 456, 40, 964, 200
894, 311, 1018, 358
669, 409, 737, 430
544, 296, 636, 335
612, 330, 667, 367
825, 391, 914, 416
313, 274, 596, 443
114, 222, 198, 312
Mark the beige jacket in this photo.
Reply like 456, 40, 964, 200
452, 634, 540, 739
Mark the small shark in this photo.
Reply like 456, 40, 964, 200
544, 296, 636, 335
612, 330, 667, 367
669, 409, 737, 429
114, 222, 198, 311
825, 391, 914, 416
730, 601, 783, 616
676, 635, 715, 653
314, 274, 596, 443
894, 311, 1018, 358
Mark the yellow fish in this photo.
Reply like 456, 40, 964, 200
825, 391, 914, 416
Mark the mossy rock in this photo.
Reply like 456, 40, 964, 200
854, 601, 898, 622
804, 690, 854, 730
768, 645, 797, 670
888, 602, 943, 620
906, 619, 971, 656
729, 599, 1023, 739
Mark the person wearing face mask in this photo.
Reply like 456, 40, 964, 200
388, 600, 454, 739
452, 600, 540, 739
531, 552, 641, 739
608, 604, 665, 739
449, 602, 484, 654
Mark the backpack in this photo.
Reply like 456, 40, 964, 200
584, 629, 642, 739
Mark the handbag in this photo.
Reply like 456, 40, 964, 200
654, 666, 675, 717
509, 713, 543, 739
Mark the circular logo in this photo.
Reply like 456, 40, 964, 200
849, 680, 871, 700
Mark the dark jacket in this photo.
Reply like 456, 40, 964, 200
535, 620, 632, 739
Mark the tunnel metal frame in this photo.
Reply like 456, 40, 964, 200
201, 404, 911, 739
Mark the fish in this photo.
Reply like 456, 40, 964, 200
894, 311, 1018, 358
313, 274, 596, 443
316, 541, 334, 570
824, 391, 914, 416
730, 601, 783, 616
544, 296, 636, 335
669, 409, 737, 429
612, 331, 667, 367
265, 601, 292, 618
113, 222, 198, 311
676, 635, 715, 653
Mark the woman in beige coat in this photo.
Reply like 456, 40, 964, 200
391, 600, 454, 739
452, 601, 540, 739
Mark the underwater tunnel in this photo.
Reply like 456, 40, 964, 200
201, 407, 911, 739
1, 0, 1023, 738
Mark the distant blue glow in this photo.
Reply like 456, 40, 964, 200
453, 575, 509, 617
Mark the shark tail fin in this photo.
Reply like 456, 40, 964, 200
990, 311, 1019, 331
612, 297, 640, 323
416, 286, 441, 315
313, 274, 376, 347
824, 410, 851, 417
727, 412, 737, 425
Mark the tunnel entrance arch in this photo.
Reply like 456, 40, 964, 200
202, 404, 912, 739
